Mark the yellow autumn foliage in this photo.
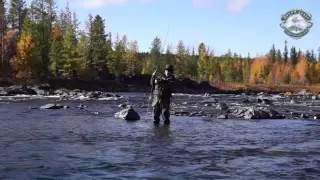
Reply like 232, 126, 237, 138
11, 32, 36, 83
249, 57, 269, 84
290, 55, 307, 84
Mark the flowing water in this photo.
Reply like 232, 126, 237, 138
0, 93, 320, 180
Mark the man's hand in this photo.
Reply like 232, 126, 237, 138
152, 69, 157, 76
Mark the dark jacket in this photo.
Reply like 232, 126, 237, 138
150, 74, 175, 98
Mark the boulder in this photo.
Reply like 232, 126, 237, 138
241, 98, 250, 103
232, 106, 285, 120
3, 85, 37, 96
77, 104, 87, 109
298, 89, 312, 96
217, 115, 228, 119
118, 103, 128, 108
40, 103, 65, 109
257, 98, 273, 105
284, 92, 293, 97
313, 114, 320, 119
216, 102, 228, 111
114, 106, 140, 121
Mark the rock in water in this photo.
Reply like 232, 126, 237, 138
115, 106, 140, 121
40, 104, 65, 109
216, 102, 228, 111
232, 106, 285, 120
217, 115, 228, 119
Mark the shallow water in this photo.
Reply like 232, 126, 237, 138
1, 93, 320, 179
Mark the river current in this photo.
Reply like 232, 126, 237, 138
0, 93, 320, 179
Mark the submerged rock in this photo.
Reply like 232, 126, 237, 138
40, 103, 65, 109
115, 106, 140, 121
313, 114, 320, 119
77, 104, 87, 109
216, 102, 228, 111
232, 106, 285, 120
257, 98, 273, 105
217, 115, 228, 119
118, 103, 128, 108
204, 103, 212, 107
241, 98, 250, 103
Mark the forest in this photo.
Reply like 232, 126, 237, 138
0, 0, 320, 86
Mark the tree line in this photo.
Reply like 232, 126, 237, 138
0, 0, 320, 85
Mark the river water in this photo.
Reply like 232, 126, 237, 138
0, 93, 320, 179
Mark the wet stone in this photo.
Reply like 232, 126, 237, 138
217, 115, 228, 119
114, 106, 140, 121
40, 104, 65, 109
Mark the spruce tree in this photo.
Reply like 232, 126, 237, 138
150, 37, 162, 72
270, 44, 276, 63
276, 49, 282, 63
290, 46, 298, 66
283, 40, 288, 63
8, 0, 27, 35
91, 15, 107, 72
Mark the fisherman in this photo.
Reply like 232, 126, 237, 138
150, 64, 175, 125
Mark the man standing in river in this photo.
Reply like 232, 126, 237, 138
150, 64, 175, 125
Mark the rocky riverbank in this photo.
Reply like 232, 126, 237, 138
0, 75, 223, 96
2, 75, 319, 97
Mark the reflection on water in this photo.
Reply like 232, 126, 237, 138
0, 95, 320, 179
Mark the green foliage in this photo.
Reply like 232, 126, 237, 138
150, 37, 162, 72
3, 1, 320, 86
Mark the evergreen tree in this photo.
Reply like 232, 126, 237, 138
0, 0, 7, 79
106, 32, 116, 74
91, 15, 107, 72
197, 43, 206, 80
77, 30, 88, 69
283, 40, 288, 63
243, 55, 251, 83
311, 49, 316, 62
198, 42, 204, 55
189, 47, 197, 78
113, 34, 126, 75
49, 23, 62, 76
126, 40, 138, 74
164, 44, 173, 66
290, 46, 298, 66
270, 44, 276, 63
150, 37, 162, 71
207, 50, 215, 82
214, 62, 222, 82
306, 50, 312, 62
276, 49, 282, 62
175, 40, 186, 77
8, 0, 27, 35
29, 0, 56, 77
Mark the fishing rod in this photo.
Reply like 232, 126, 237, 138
147, 20, 171, 115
